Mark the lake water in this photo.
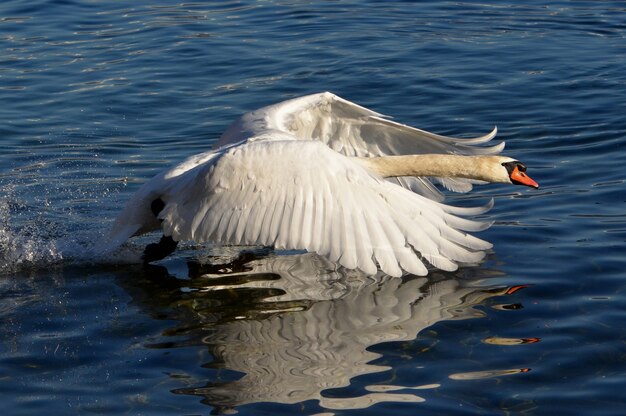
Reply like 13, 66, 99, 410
1, 1, 625, 414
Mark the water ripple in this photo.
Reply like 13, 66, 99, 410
1, 0, 625, 414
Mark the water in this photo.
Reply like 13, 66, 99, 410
1, 0, 625, 414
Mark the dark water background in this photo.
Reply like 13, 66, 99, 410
1, 1, 625, 414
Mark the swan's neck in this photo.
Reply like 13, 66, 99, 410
358, 154, 509, 183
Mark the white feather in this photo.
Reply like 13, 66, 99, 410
217, 92, 503, 197
102, 92, 505, 276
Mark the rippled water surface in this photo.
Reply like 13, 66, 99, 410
1, 1, 625, 414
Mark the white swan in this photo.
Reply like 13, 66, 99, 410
104, 92, 538, 277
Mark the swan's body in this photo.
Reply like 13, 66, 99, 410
104, 92, 537, 276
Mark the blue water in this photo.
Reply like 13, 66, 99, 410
1, 1, 625, 414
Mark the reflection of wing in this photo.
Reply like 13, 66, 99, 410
216, 92, 503, 200
191, 252, 355, 302
171, 253, 516, 410
159, 140, 491, 277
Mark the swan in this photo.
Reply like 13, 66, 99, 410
103, 92, 538, 277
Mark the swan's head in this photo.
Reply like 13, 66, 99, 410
499, 158, 539, 189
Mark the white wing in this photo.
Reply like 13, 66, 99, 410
99, 147, 226, 254
215, 92, 504, 201
158, 140, 492, 277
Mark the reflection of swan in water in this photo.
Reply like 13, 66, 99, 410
130, 251, 524, 412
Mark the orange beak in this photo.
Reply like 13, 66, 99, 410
510, 166, 539, 189
505, 284, 530, 295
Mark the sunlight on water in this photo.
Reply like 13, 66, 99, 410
1, 0, 625, 414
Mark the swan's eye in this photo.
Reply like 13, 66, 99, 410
502, 161, 528, 175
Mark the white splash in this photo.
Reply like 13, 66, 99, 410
0, 197, 143, 274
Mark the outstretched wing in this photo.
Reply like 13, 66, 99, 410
215, 92, 504, 201
159, 139, 492, 277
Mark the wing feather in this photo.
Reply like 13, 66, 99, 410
256, 190, 275, 245
298, 186, 311, 249
308, 185, 324, 253
348, 194, 375, 274
328, 176, 344, 264
239, 191, 263, 244
215, 92, 503, 198
318, 183, 334, 256
288, 184, 305, 249
359, 192, 403, 276
159, 139, 493, 277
